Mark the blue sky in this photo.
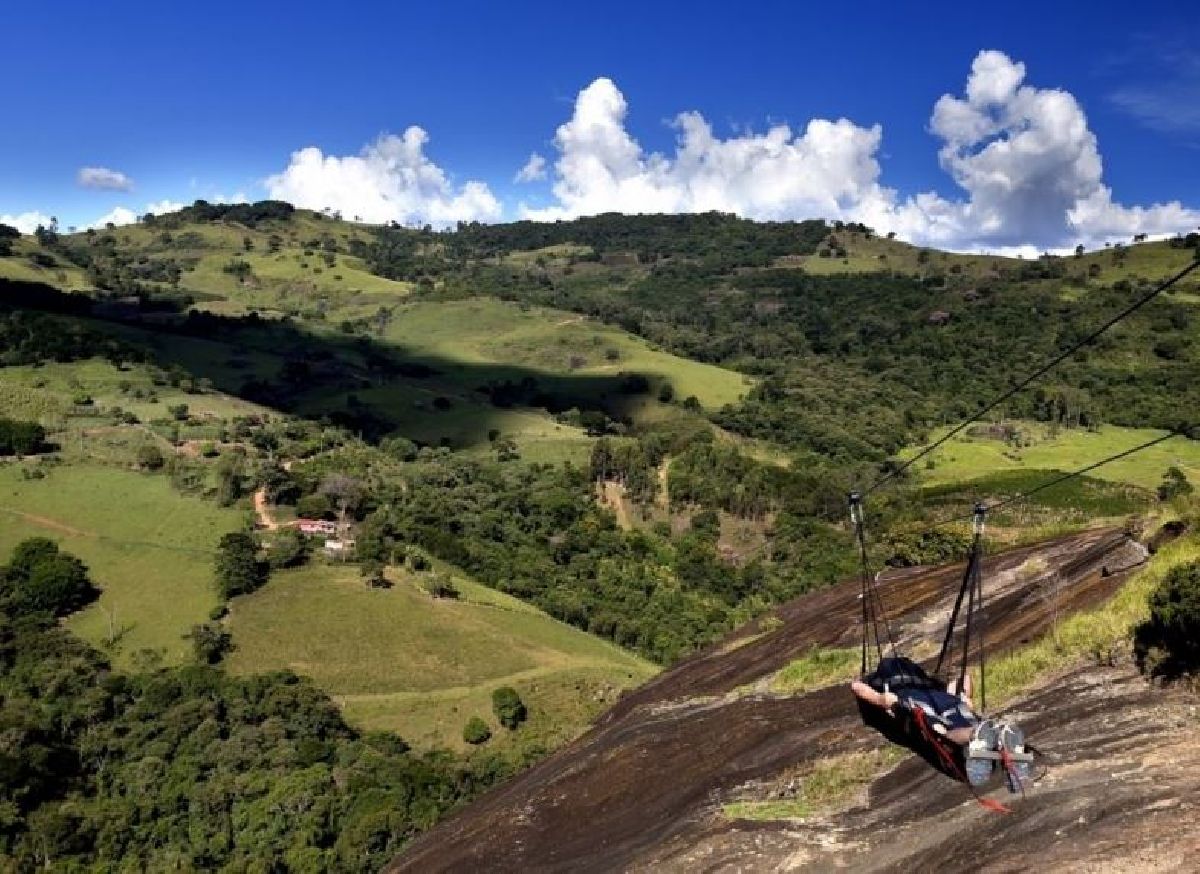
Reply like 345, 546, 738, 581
2, 0, 1197, 251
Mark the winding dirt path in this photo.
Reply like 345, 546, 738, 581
0, 506, 94, 538
253, 487, 279, 530
601, 480, 634, 531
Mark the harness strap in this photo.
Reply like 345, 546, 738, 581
850, 492, 896, 675
933, 504, 990, 714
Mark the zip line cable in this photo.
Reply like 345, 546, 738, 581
864, 257, 1200, 497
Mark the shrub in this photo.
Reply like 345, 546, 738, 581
360, 560, 390, 588
1134, 558, 1200, 677
1157, 466, 1194, 502
462, 717, 491, 745
491, 686, 528, 730
136, 444, 165, 470
186, 623, 234, 664
406, 548, 430, 572
882, 526, 973, 568
423, 573, 459, 599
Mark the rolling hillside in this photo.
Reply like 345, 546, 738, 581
2, 205, 1198, 870
225, 562, 655, 752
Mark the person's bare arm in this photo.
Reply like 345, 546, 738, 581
851, 679, 898, 712
947, 674, 975, 711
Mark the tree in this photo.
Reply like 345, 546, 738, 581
1134, 559, 1200, 677
214, 451, 246, 506
320, 474, 366, 530
491, 687, 527, 730
296, 492, 334, 519
2, 538, 97, 616
462, 717, 491, 745
266, 529, 308, 569
214, 532, 264, 598
186, 623, 233, 664
657, 382, 675, 404
0, 418, 46, 455
1157, 466, 1194, 502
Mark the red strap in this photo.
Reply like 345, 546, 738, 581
911, 707, 1010, 815
999, 746, 1026, 799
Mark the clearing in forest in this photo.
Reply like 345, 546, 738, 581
901, 421, 1200, 491
0, 463, 242, 666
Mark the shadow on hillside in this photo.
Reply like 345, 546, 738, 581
0, 279, 660, 447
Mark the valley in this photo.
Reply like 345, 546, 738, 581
1, 204, 1198, 870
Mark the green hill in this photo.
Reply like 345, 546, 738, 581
225, 562, 655, 752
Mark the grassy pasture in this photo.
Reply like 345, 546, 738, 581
0, 237, 91, 290
780, 231, 1016, 279
225, 563, 656, 751
383, 298, 750, 412
0, 463, 240, 667
1073, 240, 1199, 286
902, 422, 1200, 491
0, 359, 268, 429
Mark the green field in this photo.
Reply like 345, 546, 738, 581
225, 563, 656, 751
383, 298, 751, 411
0, 237, 91, 290
88, 210, 413, 309
778, 230, 1016, 279
901, 422, 1200, 491
0, 463, 242, 666
0, 358, 268, 429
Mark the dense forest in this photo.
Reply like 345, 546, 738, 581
0, 540, 521, 870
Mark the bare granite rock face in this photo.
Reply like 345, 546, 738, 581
388, 528, 1199, 874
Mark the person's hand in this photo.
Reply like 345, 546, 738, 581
881, 691, 899, 713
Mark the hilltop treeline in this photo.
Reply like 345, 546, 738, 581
363, 212, 834, 281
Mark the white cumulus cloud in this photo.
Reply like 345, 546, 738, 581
88, 199, 187, 229
264, 128, 501, 226
90, 206, 140, 228
522, 78, 891, 223
903, 50, 1200, 250
0, 211, 55, 234
145, 199, 186, 216
515, 152, 547, 183
526, 58, 1199, 251
77, 166, 134, 191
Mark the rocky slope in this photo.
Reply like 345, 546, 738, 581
388, 528, 1199, 872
